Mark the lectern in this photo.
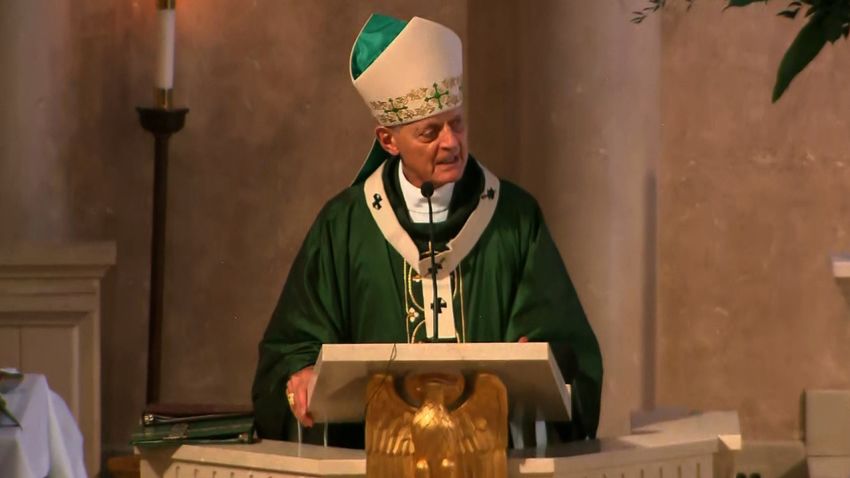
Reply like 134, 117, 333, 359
307, 342, 571, 477
309, 342, 571, 422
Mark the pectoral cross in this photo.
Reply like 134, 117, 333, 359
431, 297, 447, 315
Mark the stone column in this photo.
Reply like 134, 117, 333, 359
469, 0, 661, 435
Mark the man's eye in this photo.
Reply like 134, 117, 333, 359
420, 129, 437, 140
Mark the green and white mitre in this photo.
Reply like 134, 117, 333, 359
349, 14, 464, 184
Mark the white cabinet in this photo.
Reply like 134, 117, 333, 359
0, 242, 115, 476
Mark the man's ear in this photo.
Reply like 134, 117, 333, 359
375, 126, 400, 156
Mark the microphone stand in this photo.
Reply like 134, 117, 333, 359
421, 182, 440, 343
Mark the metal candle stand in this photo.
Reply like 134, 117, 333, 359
137, 105, 189, 404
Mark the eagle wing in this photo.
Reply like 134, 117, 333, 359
452, 373, 508, 477
365, 373, 418, 477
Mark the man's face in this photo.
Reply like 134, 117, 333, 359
376, 108, 468, 188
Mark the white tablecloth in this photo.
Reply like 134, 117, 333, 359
0, 374, 87, 478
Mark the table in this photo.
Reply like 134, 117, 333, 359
0, 374, 87, 477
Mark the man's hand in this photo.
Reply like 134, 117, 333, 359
518, 336, 529, 343
286, 366, 315, 427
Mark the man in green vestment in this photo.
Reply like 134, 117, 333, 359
251, 13, 603, 448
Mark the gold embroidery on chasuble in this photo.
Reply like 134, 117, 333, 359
403, 262, 467, 343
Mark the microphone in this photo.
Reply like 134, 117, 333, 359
420, 181, 434, 199
420, 181, 439, 343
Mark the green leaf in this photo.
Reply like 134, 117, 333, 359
772, 14, 828, 101
778, 7, 801, 18
725, 0, 768, 9
823, 2, 850, 42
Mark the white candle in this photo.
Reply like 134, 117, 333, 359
155, 6, 175, 90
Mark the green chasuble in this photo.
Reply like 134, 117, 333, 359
251, 156, 603, 447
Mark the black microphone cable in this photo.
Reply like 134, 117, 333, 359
420, 181, 440, 343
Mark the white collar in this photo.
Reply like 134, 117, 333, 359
398, 164, 454, 223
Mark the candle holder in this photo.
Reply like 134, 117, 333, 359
137, 104, 189, 404
154, 88, 173, 110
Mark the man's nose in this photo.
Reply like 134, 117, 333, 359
438, 124, 460, 151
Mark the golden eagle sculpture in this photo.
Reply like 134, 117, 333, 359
365, 372, 507, 478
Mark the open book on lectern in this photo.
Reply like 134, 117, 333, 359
305, 342, 572, 424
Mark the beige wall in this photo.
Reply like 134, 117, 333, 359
658, 3, 850, 439
8, 0, 845, 466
